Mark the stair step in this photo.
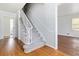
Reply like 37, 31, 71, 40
19, 10, 44, 46
23, 40, 44, 53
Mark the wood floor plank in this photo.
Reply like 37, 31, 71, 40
58, 35, 79, 56
0, 38, 65, 56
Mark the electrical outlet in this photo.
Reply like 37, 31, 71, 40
67, 33, 69, 35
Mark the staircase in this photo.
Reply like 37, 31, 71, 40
18, 10, 45, 53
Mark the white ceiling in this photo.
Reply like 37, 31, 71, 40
0, 3, 25, 13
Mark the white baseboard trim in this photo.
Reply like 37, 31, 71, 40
58, 34, 79, 38
0, 36, 4, 39
24, 42, 45, 53
45, 43, 57, 49
0, 39, 2, 40
0, 37, 3, 40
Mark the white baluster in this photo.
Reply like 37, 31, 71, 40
26, 28, 32, 44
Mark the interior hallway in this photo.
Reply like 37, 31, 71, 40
58, 35, 79, 56
0, 38, 65, 56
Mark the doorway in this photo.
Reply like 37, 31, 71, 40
10, 18, 14, 38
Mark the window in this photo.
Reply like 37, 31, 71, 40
72, 18, 79, 31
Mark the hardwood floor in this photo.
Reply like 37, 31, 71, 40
0, 38, 65, 56
58, 35, 79, 56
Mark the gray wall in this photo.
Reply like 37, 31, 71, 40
0, 10, 16, 39
13, 13, 18, 38
58, 3, 79, 37
0, 16, 3, 39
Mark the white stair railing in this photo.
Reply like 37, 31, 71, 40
20, 10, 33, 44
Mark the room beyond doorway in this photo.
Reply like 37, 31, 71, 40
10, 18, 14, 38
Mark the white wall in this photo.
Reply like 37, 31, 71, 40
44, 4, 57, 48
58, 3, 79, 37
13, 12, 18, 38
0, 16, 3, 39
25, 3, 57, 48
2, 16, 10, 36
0, 10, 16, 39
